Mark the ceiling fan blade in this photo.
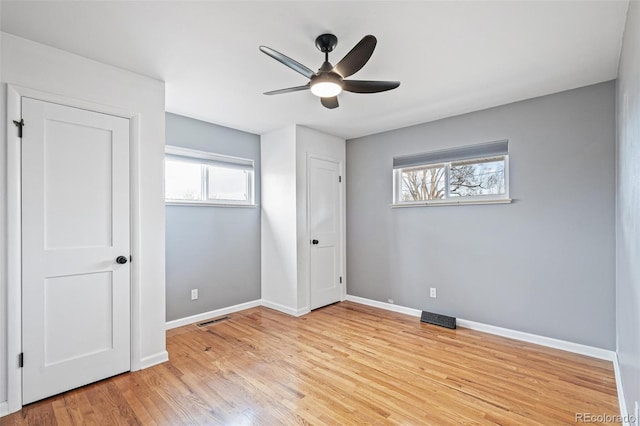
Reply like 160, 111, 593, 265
264, 84, 310, 95
259, 46, 315, 79
342, 80, 400, 93
333, 35, 377, 78
321, 96, 339, 109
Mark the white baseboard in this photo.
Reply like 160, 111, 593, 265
166, 299, 262, 330
296, 307, 311, 316
613, 353, 632, 426
345, 295, 615, 361
346, 295, 422, 317
261, 299, 310, 317
457, 318, 615, 361
0, 401, 8, 417
165, 299, 310, 331
139, 351, 169, 369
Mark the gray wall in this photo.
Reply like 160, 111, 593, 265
346, 82, 615, 350
165, 113, 260, 321
616, 0, 640, 417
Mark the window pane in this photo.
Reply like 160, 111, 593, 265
165, 159, 203, 200
401, 166, 445, 201
207, 166, 248, 201
449, 157, 506, 197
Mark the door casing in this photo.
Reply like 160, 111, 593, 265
5, 84, 143, 413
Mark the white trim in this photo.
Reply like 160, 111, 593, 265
129, 115, 142, 372
0, 402, 8, 417
5, 84, 144, 414
6, 84, 23, 414
392, 198, 512, 208
261, 300, 310, 317
613, 353, 631, 426
15, 85, 137, 119
165, 299, 262, 330
345, 295, 615, 361
165, 201, 258, 208
139, 351, 169, 369
305, 153, 312, 310
456, 318, 614, 361
340, 156, 347, 303
346, 295, 422, 317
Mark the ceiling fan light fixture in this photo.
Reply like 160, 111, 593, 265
260, 34, 399, 109
310, 80, 342, 97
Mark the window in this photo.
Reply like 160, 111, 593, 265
449, 157, 506, 197
393, 141, 510, 206
400, 164, 445, 201
165, 146, 255, 206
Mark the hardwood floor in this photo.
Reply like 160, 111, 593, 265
1, 302, 620, 425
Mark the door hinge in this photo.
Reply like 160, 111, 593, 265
13, 118, 25, 138
339, 276, 342, 284
338, 176, 342, 183
18, 353, 24, 368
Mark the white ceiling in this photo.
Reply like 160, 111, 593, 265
0, 1, 629, 139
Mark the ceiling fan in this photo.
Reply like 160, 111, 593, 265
259, 34, 400, 109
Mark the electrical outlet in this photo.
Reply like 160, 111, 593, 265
191, 289, 198, 300
388, 299, 394, 304
430, 288, 437, 298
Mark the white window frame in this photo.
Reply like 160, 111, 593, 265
393, 155, 511, 207
165, 145, 256, 207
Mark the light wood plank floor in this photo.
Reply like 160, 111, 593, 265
1, 302, 620, 425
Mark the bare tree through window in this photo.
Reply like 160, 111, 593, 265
401, 166, 445, 201
395, 156, 507, 203
450, 157, 505, 197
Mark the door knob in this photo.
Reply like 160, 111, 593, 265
116, 256, 128, 264
311, 239, 319, 245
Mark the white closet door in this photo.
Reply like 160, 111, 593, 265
308, 156, 342, 310
21, 97, 131, 404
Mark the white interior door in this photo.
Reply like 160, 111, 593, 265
309, 156, 342, 310
21, 97, 131, 404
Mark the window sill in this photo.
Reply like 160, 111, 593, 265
166, 201, 258, 208
391, 198, 512, 208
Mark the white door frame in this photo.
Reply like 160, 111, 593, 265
306, 153, 346, 310
5, 84, 143, 413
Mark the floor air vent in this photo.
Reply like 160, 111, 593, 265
197, 316, 230, 327
420, 311, 456, 329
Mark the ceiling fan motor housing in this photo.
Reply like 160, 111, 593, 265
315, 34, 338, 53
